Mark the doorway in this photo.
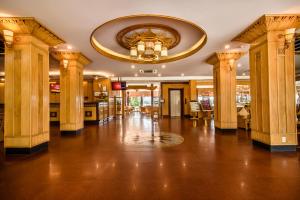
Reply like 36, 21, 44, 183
169, 89, 183, 117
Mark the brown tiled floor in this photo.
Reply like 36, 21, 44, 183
0, 113, 300, 200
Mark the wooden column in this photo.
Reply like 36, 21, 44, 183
189, 80, 197, 101
0, 17, 64, 153
233, 15, 300, 151
51, 52, 91, 134
206, 52, 244, 130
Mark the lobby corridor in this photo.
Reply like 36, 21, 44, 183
0, 115, 300, 200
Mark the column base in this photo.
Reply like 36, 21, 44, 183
252, 140, 297, 152
5, 142, 48, 154
215, 127, 237, 133
61, 128, 83, 135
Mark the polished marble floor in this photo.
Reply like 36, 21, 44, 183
0, 113, 300, 200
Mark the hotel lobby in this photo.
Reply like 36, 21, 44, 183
0, 0, 300, 199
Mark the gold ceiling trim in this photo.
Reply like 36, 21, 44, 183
0, 17, 65, 46
90, 14, 207, 64
232, 14, 300, 44
51, 51, 92, 66
206, 52, 245, 65
116, 23, 180, 50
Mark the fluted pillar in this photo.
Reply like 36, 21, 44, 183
0, 17, 64, 153
233, 14, 300, 151
51, 52, 91, 134
206, 52, 244, 130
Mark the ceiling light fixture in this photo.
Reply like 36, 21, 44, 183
134, 73, 138, 77
161, 64, 166, 69
3, 29, 14, 47
224, 44, 230, 50
67, 45, 72, 50
63, 59, 69, 69
181, 73, 184, 77
158, 73, 162, 77
129, 29, 169, 62
131, 65, 135, 69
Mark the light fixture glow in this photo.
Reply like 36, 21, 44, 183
161, 64, 166, 69
237, 63, 242, 68
134, 73, 138, 77
3, 30, 14, 47
67, 45, 72, 50
131, 65, 136, 69
63, 59, 69, 69
224, 44, 230, 50
158, 73, 162, 77
181, 73, 184, 77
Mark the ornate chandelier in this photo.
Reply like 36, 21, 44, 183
116, 24, 181, 62
129, 29, 168, 61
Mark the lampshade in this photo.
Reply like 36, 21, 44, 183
238, 107, 249, 119
161, 47, 168, 57
154, 41, 162, 52
130, 47, 137, 57
137, 41, 145, 52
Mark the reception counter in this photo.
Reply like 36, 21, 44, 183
50, 101, 113, 125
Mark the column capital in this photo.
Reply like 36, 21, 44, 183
205, 52, 245, 65
0, 17, 64, 46
232, 14, 300, 43
51, 51, 92, 66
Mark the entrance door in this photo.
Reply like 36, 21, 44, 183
170, 90, 182, 117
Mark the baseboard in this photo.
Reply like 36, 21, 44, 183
215, 127, 237, 133
61, 128, 82, 135
252, 140, 297, 152
5, 142, 48, 154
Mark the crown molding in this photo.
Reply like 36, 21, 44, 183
205, 51, 245, 65
51, 51, 92, 66
232, 14, 300, 43
0, 17, 65, 46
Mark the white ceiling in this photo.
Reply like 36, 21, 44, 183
1, 0, 300, 78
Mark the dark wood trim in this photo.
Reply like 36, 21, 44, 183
168, 88, 184, 117
5, 142, 48, 154
252, 140, 297, 152
61, 129, 83, 135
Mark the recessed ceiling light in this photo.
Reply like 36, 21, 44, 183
131, 65, 135, 69
224, 44, 230, 50
161, 64, 166, 69
181, 73, 184, 77
237, 63, 242, 68
242, 72, 246, 76
134, 73, 138, 77
158, 73, 162, 77
67, 45, 72, 50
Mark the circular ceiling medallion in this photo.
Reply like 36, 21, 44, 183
116, 24, 180, 50
90, 14, 207, 64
